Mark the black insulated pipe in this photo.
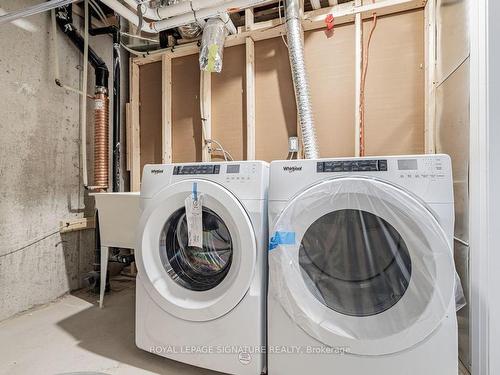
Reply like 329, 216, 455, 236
55, 4, 109, 89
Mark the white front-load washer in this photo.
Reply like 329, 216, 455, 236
268, 155, 458, 374
136, 161, 268, 375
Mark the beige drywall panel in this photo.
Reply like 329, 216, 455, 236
363, 9, 425, 156
212, 45, 247, 161
139, 61, 163, 171
305, 23, 356, 157
172, 54, 202, 162
255, 37, 298, 162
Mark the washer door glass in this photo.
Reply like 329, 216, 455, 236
299, 209, 412, 317
160, 207, 233, 291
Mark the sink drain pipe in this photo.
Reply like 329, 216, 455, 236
284, 0, 319, 159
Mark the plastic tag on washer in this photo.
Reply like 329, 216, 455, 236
185, 183, 203, 248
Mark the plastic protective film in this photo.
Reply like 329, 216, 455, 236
159, 197, 233, 292
269, 177, 465, 341
199, 18, 229, 73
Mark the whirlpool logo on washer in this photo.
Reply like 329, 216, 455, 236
151, 169, 164, 175
238, 351, 252, 365
283, 166, 303, 173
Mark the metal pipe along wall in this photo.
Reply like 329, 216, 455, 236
94, 90, 110, 191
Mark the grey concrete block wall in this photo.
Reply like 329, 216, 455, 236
0, 0, 115, 321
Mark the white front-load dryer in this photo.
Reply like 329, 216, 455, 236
268, 155, 458, 374
136, 161, 269, 375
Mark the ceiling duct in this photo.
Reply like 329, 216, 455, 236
166, 0, 202, 39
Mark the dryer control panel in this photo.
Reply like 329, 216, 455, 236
269, 155, 453, 205
317, 159, 388, 173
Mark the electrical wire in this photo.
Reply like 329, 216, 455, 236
89, 0, 109, 25
210, 140, 234, 161
200, 71, 209, 153
278, 0, 288, 48
120, 42, 145, 56
121, 31, 158, 43
199, 71, 233, 161
0, 229, 61, 259
120, 41, 164, 56
359, 2, 377, 157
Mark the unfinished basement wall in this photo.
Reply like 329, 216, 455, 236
131, 8, 424, 179
0, 1, 114, 321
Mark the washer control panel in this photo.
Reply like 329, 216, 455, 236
317, 159, 388, 173
171, 163, 259, 184
142, 162, 268, 200
173, 164, 221, 175
224, 163, 257, 183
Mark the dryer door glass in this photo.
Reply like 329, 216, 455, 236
299, 209, 412, 317
269, 177, 456, 352
160, 207, 233, 291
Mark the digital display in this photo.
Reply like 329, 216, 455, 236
226, 165, 240, 174
398, 159, 418, 171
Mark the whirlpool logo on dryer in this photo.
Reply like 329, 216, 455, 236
151, 169, 164, 175
283, 166, 303, 173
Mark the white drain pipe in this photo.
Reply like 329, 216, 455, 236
101, 0, 258, 34
123, 0, 246, 21
122, 0, 161, 20
100, 0, 155, 32
150, 6, 237, 34
285, 0, 320, 159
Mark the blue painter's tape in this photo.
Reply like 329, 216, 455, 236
192, 182, 198, 201
269, 231, 296, 251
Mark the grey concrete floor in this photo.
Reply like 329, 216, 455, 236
0, 277, 222, 375
0, 277, 470, 375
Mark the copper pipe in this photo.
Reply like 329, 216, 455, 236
94, 90, 109, 191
